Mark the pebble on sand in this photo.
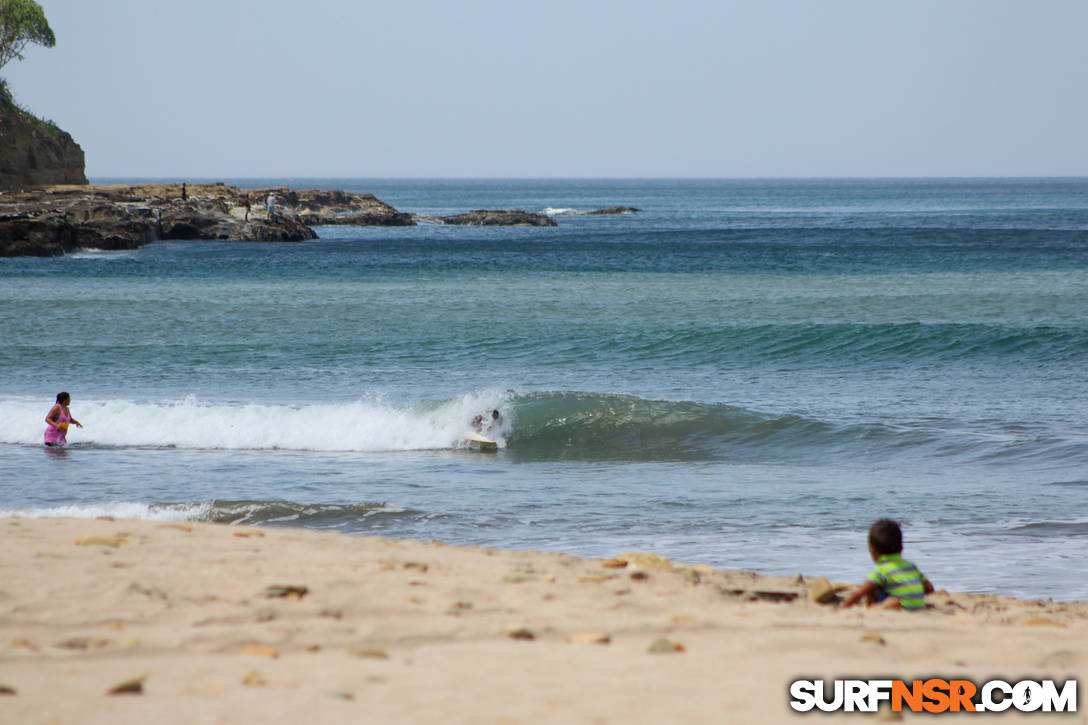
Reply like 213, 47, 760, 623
647, 638, 685, 654
74, 535, 126, 548
808, 577, 839, 604
241, 645, 280, 658
504, 572, 538, 583
265, 585, 309, 600
107, 677, 145, 695
349, 647, 390, 659
55, 636, 112, 650
507, 627, 536, 640
242, 671, 267, 687
860, 632, 886, 645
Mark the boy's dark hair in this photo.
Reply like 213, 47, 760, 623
868, 518, 903, 556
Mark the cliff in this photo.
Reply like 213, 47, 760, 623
0, 83, 87, 190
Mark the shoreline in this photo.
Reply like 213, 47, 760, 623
1, 516, 1083, 723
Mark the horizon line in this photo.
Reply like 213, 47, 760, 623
87, 175, 1088, 182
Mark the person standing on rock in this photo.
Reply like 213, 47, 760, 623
266, 193, 276, 218
243, 196, 251, 222
181, 183, 187, 201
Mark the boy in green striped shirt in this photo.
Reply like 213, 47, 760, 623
842, 518, 934, 610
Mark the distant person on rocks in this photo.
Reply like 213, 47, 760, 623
243, 196, 251, 222
44, 392, 82, 448
181, 183, 187, 201
266, 193, 276, 218
841, 518, 934, 610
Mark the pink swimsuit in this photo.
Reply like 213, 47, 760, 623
44, 407, 70, 447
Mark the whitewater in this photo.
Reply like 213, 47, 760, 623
0, 392, 513, 452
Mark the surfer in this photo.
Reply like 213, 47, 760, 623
44, 392, 82, 448
471, 409, 502, 433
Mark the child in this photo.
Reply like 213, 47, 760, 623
842, 518, 934, 610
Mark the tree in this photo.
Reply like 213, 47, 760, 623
0, 0, 54, 72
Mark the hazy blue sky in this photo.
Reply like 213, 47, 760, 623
7, 0, 1088, 177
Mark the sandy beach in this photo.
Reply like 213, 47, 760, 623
0, 517, 1082, 723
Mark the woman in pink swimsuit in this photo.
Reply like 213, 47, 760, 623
44, 392, 82, 447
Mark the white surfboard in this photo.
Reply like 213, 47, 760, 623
464, 433, 498, 452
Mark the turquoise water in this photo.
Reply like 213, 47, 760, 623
2, 178, 1086, 599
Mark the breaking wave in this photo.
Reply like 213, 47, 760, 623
1, 389, 1082, 466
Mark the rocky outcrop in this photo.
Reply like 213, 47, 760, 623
427, 210, 558, 227
0, 88, 87, 190
584, 206, 641, 215
0, 183, 330, 256
0, 211, 156, 256
250, 187, 414, 226
158, 199, 316, 242
297, 209, 414, 227
299, 211, 414, 226
0, 182, 644, 256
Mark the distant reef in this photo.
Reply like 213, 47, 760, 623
0, 84, 87, 190
415, 209, 558, 227
584, 206, 641, 215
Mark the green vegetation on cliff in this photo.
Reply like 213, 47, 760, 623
1, 78, 60, 138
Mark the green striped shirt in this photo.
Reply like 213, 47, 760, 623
867, 553, 928, 610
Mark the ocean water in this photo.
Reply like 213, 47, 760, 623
2, 178, 1086, 600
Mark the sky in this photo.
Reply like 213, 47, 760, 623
6, 0, 1088, 178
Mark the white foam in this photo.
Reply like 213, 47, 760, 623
0, 501, 211, 521
0, 391, 512, 452
66, 248, 138, 259
542, 207, 579, 216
